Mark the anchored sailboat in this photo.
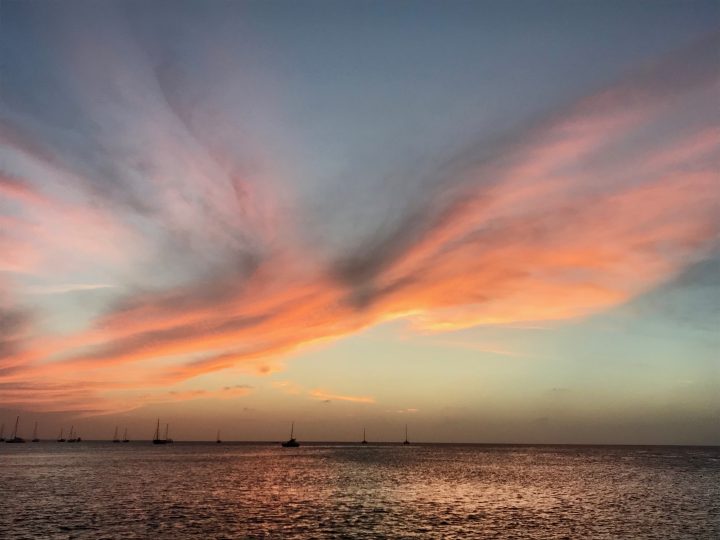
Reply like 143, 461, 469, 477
31, 421, 39, 442
152, 419, 173, 444
67, 425, 81, 442
6, 416, 26, 443
281, 422, 300, 447
216, 430, 222, 444
57, 427, 65, 442
361, 427, 368, 445
0, 422, 5, 442
403, 424, 410, 445
122, 428, 129, 443
112, 426, 120, 443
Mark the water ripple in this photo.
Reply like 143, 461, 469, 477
1, 443, 718, 538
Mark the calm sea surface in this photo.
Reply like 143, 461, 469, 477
1, 443, 718, 539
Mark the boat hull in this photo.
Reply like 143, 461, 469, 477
6, 437, 25, 443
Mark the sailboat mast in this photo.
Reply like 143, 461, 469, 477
12, 415, 19, 438
113, 426, 118, 440
290, 421, 294, 439
123, 428, 127, 439
155, 419, 160, 440
164, 424, 169, 440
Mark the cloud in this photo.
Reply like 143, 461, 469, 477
331, 37, 720, 331
142, 384, 254, 403
0, 380, 127, 414
271, 380, 303, 395
423, 339, 525, 358
309, 389, 375, 404
388, 408, 419, 414
1, 7, 718, 414
24, 283, 116, 295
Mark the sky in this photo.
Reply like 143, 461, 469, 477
1, 0, 719, 444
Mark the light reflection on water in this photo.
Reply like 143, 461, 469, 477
1, 443, 718, 538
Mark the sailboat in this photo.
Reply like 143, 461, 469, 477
67, 425, 81, 442
403, 424, 410, 445
0, 422, 5, 442
216, 430, 222, 444
152, 419, 172, 444
112, 426, 120, 443
6, 416, 26, 443
122, 428, 129, 443
31, 421, 40, 442
281, 422, 300, 447
57, 427, 66, 442
361, 427, 368, 445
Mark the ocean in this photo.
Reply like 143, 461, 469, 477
1, 443, 718, 539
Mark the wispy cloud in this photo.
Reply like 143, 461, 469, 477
309, 389, 375, 404
24, 283, 116, 295
388, 408, 419, 414
1, 5, 717, 414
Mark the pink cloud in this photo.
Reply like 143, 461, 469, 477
3, 36, 718, 413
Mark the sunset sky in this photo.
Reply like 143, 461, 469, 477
1, 1, 718, 444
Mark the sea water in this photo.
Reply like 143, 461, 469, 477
1, 443, 718, 538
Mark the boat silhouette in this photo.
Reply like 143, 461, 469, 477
122, 428, 129, 443
152, 419, 173, 444
0, 422, 5, 442
31, 421, 39, 442
361, 427, 368, 445
67, 425, 82, 442
216, 430, 222, 444
403, 424, 410, 445
112, 426, 120, 443
281, 422, 300, 447
57, 427, 65, 442
5, 416, 25, 443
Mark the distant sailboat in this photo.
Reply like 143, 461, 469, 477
403, 424, 410, 445
216, 430, 222, 444
281, 422, 300, 447
0, 422, 5, 442
31, 421, 40, 442
6, 416, 26, 443
152, 419, 172, 444
67, 425, 81, 442
122, 428, 129, 443
361, 427, 368, 445
112, 426, 120, 443
57, 427, 66, 442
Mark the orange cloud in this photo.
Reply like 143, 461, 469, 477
2, 36, 718, 414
